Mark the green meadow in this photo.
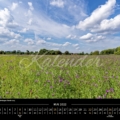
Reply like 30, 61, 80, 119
0, 55, 120, 99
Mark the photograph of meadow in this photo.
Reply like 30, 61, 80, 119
0, 0, 120, 99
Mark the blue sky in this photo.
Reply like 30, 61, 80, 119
0, 0, 120, 53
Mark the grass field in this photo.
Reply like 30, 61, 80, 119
0, 55, 120, 99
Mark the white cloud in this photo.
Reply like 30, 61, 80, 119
47, 37, 51, 40
4, 39, 19, 45
62, 42, 71, 46
0, 27, 21, 39
51, 48, 60, 50
19, 28, 29, 33
76, 0, 116, 30
71, 35, 76, 39
73, 44, 79, 47
80, 33, 93, 40
66, 34, 77, 39
86, 39, 99, 43
28, 2, 34, 11
80, 33, 105, 43
0, 8, 19, 28
50, 43, 62, 47
66, 34, 72, 39
25, 10, 33, 16
29, 16, 72, 38
11, 3, 18, 11
27, 18, 32, 25
24, 38, 34, 45
50, 0, 64, 8
76, 47, 80, 50
36, 39, 47, 45
91, 14, 120, 32
0, 8, 13, 26
62, 24, 70, 28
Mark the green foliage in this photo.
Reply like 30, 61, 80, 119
92, 50, 99, 55
39, 49, 48, 55
64, 51, 70, 55
79, 52, 84, 55
114, 51, 120, 55
100, 49, 114, 55
55, 50, 62, 55
90, 52, 93, 55
0, 50, 4, 54
0, 46, 120, 55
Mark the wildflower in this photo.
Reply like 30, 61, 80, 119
59, 78, 63, 82
110, 88, 114, 92
6, 92, 9, 94
2, 76, 6, 80
116, 76, 118, 79
94, 84, 98, 87
76, 75, 79, 78
68, 82, 70, 85
54, 80, 57, 84
47, 80, 50, 83
35, 80, 39, 83
92, 76, 95, 78
112, 75, 114, 78
97, 96, 102, 99
106, 89, 110, 93
36, 72, 40, 76
103, 93, 107, 98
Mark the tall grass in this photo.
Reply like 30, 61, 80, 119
0, 55, 120, 99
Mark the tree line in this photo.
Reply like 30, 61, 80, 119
0, 46, 120, 55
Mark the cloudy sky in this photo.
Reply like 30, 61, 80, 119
0, 0, 120, 53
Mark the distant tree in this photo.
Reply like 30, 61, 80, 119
34, 51, 38, 55
64, 51, 69, 55
39, 49, 48, 55
92, 50, 99, 55
55, 50, 62, 55
100, 50, 105, 55
12, 50, 16, 54
90, 52, 93, 55
16, 50, 21, 55
85, 53, 89, 55
26, 50, 29, 55
100, 48, 115, 55
6, 51, 11, 54
30, 51, 34, 54
49, 50, 55, 55
81, 52, 84, 55
21, 52, 24, 55
0, 50, 4, 54
114, 48, 120, 55
3, 51, 6, 54
114, 47, 120, 55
